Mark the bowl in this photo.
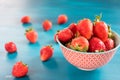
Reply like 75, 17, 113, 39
57, 31, 120, 71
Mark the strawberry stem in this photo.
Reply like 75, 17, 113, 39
47, 45, 54, 49
48, 45, 52, 47
26, 27, 34, 32
108, 25, 114, 39
57, 30, 60, 32
94, 13, 102, 23
20, 61, 28, 67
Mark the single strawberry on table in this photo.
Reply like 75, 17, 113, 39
12, 61, 28, 78
5, 42, 17, 53
40, 45, 54, 61
58, 28, 73, 43
57, 14, 68, 24
70, 36, 89, 52
21, 16, 30, 24
89, 37, 106, 52
42, 20, 52, 31
104, 38, 114, 50
25, 28, 38, 43
77, 18, 93, 40
93, 14, 108, 42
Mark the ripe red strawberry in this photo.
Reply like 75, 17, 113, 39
68, 23, 79, 37
70, 36, 89, 52
12, 61, 28, 78
94, 14, 108, 42
89, 37, 106, 52
77, 18, 93, 40
25, 28, 38, 43
104, 38, 114, 50
57, 14, 68, 24
21, 16, 30, 23
40, 45, 53, 61
42, 20, 52, 31
5, 42, 17, 53
58, 28, 73, 43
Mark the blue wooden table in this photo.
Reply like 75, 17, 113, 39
0, 0, 120, 80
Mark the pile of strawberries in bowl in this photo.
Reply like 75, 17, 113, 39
56, 15, 120, 71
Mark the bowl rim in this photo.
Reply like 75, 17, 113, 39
57, 31, 120, 54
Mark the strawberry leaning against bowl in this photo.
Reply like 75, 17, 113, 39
77, 18, 93, 40
25, 28, 38, 43
93, 14, 108, 42
5, 42, 17, 53
58, 28, 73, 43
12, 61, 28, 78
40, 45, 54, 61
89, 37, 106, 52
70, 36, 89, 52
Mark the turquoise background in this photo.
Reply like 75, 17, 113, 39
0, 0, 120, 80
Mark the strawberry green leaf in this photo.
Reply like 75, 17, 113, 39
81, 46, 88, 52
26, 27, 34, 32
94, 13, 102, 24
99, 49, 104, 52
108, 25, 114, 39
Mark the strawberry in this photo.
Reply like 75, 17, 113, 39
77, 18, 93, 40
68, 23, 79, 37
93, 14, 108, 42
42, 20, 52, 31
25, 28, 38, 43
12, 61, 28, 78
70, 36, 89, 52
68, 23, 77, 34
5, 42, 17, 53
104, 38, 114, 50
40, 45, 53, 61
58, 28, 73, 43
89, 37, 106, 52
57, 14, 68, 24
21, 16, 30, 23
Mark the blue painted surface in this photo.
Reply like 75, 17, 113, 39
0, 0, 120, 80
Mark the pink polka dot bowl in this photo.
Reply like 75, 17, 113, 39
57, 31, 120, 71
